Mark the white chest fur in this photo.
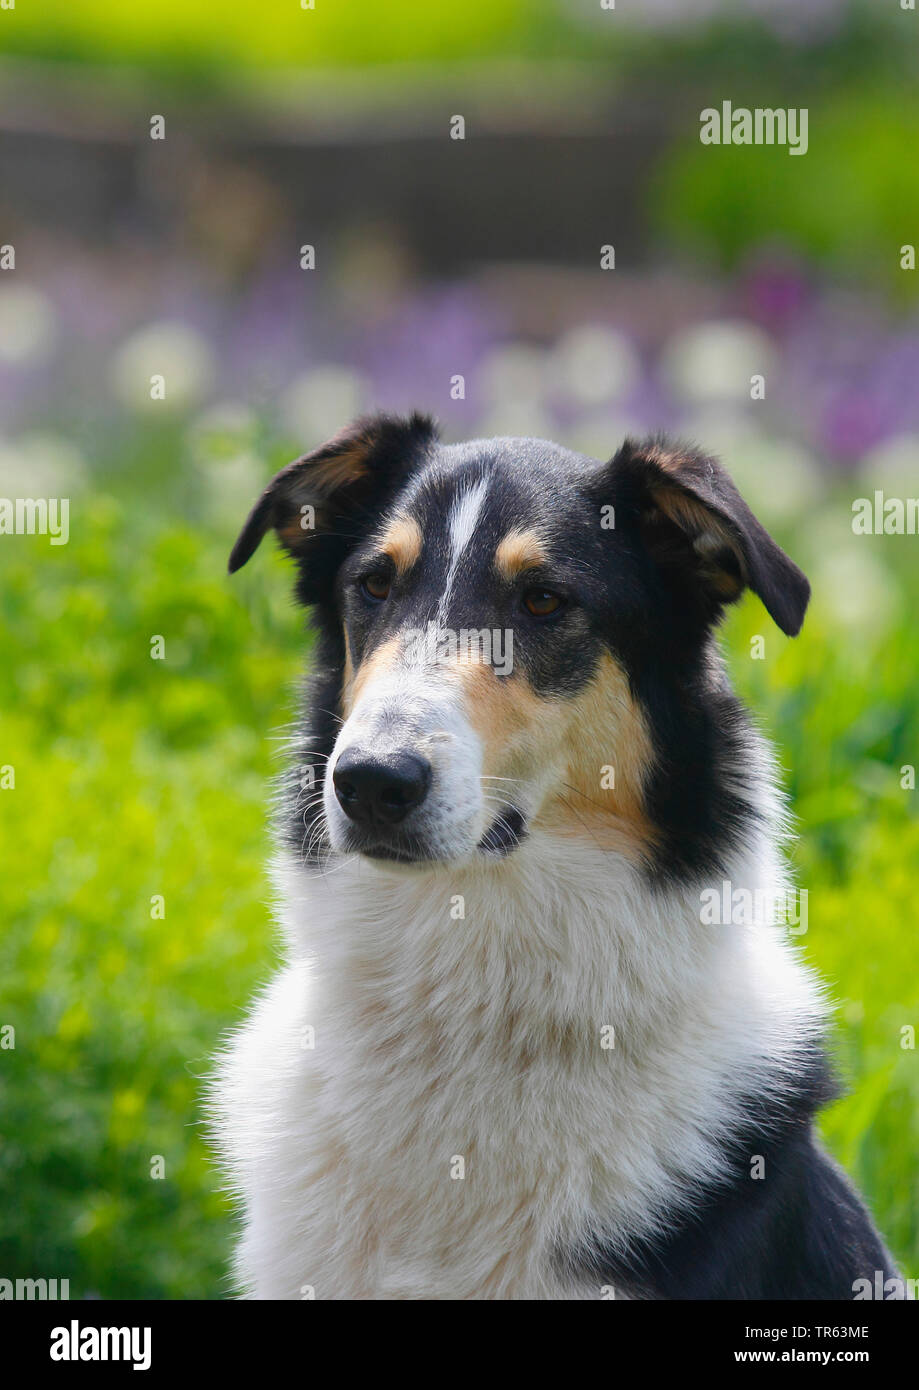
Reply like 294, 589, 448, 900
211, 833, 825, 1300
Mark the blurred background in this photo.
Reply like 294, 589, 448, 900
1, 0, 917, 1298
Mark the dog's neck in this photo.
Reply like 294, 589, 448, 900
267, 826, 824, 1291
276, 821, 824, 1075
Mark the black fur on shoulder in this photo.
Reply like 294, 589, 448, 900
567, 1049, 899, 1300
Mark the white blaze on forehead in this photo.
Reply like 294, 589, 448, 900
436, 477, 489, 628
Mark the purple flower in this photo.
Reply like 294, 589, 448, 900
352, 287, 504, 425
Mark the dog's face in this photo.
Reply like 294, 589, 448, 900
231, 415, 809, 873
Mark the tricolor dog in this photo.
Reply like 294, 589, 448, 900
212, 415, 897, 1299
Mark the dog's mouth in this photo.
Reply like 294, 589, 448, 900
476, 806, 527, 857
358, 840, 436, 867
347, 807, 528, 866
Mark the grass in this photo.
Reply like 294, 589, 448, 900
0, 428, 916, 1297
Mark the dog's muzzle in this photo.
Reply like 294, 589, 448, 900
324, 662, 528, 865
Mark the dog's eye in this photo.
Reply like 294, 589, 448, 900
360, 572, 392, 603
522, 588, 564, 618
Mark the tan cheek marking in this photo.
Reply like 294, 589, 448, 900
537, 652, 659, 862
378, 514, 423, 576
341, 635, 402, 718
452, 658, 556, 783
451, 652, 658, 862
494, 528, 547, 581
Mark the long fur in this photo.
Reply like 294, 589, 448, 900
211, 750, 831, 1298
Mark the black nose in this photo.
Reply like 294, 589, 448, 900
332, 748, 432, 826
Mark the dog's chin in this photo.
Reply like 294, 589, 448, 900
330, 808, 528, 870
348, 846, 462, 875
357, 841, 441, 871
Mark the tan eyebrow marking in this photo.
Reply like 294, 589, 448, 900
378, 514, 423, 575
494, 527, 547, 580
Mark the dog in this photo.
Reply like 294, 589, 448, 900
211, 414, 898, 1299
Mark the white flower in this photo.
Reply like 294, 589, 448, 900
0, 432, 86, 495
550, 326, 641, 406
802, 509, 901, 633
858, 434, 919, 494
281, 366, 368, 445
111, 321, 215, 412
190, 402, 265, 522
724, 438, 824, 525
566, 410, 648, 461
662, 320, 776, 404
477, 344, 548, 407
0, 286, 58, 366
811, 545, 900, 633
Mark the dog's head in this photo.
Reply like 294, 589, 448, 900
230, 414, 809, 874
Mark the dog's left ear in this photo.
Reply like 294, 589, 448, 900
608, 436, 810, 637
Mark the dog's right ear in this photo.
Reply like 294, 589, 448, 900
602, 435, 810, 638
229, 412, 437, 598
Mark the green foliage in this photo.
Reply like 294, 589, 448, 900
3, 0, 907, 86
0, 455, 306, 1298
0, 0, 580, 73
728, 547, 919, 1271
0, 432, 916, 1295
654, 88, 919, 297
